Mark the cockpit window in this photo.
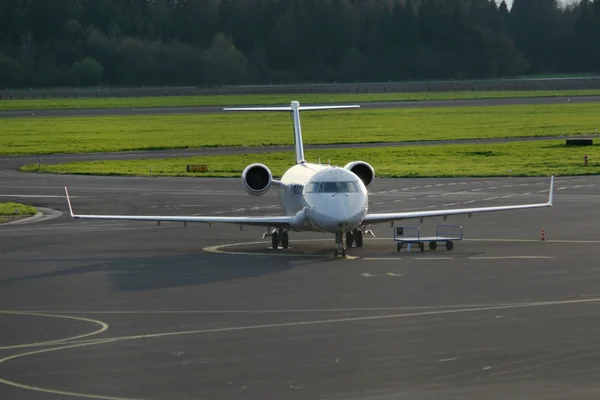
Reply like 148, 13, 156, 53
305, 181, 359, 193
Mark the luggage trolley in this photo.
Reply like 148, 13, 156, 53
393, 224, 463, 252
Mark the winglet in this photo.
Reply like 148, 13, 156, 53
64, 186, 75, 217
548, 176, 554, 206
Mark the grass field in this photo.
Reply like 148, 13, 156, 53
21, 140, 600, 178
3, 103, 600, 156
2, 89, 600, 110
0, 202, 37, 223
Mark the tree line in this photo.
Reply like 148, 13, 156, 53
0, 0, 599, 88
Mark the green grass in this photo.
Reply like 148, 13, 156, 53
3, 103, 600, 156
21, 140, 600, 178
2, 89, 600, 110
0, 202, 38, 223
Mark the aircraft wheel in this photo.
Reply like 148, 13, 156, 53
346, 231, 354, 248
271, 232, 280, 250
354, 231, 363, 247
429, 241, 437, 251
281, 231, 289, 249
445, 241, 454, 251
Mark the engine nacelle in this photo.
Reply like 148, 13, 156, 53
344, 161, 375, 188
242, 163, 273, 196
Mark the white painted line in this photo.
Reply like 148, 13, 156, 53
439, 358, 458, 362
472, 188, 482, 191
393, 199, 402, 203
361, 273, 377, 277
390, 189, 398, 193
0, 194, 80, 198
469, 256, 554, 260
482, 197, 499, 201
386, 273, 404, 277
362, 258, 401, 261
557, 187, 568, 190
415, 257, 455, 260
426, 194, 437, 198
488, 186, 497, 189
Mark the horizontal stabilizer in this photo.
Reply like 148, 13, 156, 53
224, 105, 360, 112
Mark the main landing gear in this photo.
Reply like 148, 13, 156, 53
345, 228, 365, 249
264, 228, 289, 250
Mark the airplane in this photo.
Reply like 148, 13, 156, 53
64, 101, 554, 258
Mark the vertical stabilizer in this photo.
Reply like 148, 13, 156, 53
223, 101, 360, 165
290, 101, 305, 163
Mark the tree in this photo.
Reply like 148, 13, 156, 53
70, 57, 104, 86
201, 33, 248, 85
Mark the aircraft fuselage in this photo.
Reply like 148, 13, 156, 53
276, 162, 369, 233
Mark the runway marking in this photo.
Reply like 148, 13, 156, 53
3, 297, 600, 399
0, 194, 80, 198
203, 237, 600, 258
466, 238, 600, 244
0, 311, 108, 350
469, 256, 554, 260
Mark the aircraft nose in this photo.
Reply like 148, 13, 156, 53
307, 193, 367, 232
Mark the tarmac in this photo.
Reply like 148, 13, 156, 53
1, 95, 600, 399
1, 170, 600, 400
1, 94, 599, 118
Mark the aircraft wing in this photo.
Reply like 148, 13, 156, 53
363, 176, 554, 225
63, 187, 292, 228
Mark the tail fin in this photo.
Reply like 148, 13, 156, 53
224, 101, 359, 164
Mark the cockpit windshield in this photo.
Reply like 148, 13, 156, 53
305, 181, 359, 193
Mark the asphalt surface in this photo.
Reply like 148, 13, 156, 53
2, 94, 599, 118
2, 171, 600, 399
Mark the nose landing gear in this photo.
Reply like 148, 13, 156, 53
334, 231, 346, 258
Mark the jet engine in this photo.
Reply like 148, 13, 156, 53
242, 163, 273, 196
344, 161, 375, 188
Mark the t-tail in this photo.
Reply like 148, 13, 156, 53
224, 101, 360, 164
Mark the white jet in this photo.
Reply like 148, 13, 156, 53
64, 101, 554, 258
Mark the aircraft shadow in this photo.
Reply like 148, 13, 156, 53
0, 253, 297, 292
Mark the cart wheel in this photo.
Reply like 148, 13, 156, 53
429, 241, 437, 251
397, 243, 402, 252
445, 241, 454, 251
